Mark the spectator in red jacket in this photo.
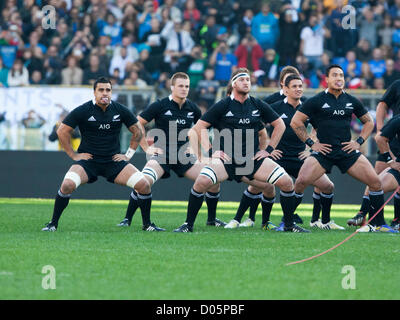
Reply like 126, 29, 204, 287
234, 35, 264, 72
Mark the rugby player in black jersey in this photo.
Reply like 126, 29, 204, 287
42, 77, 157, 231
117, 72, 225, 229
290, 65, 394, 232
348, 79, 400, 228
174, 68, 310, 233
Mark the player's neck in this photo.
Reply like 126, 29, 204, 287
171, 95, 186, 108
327, 87, 343, 98
95, 102, 109, 112
232, 91, 249, 104
287, 97, 300, 108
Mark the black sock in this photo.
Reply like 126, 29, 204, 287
234, 189, 260, 223
186, 188, 205, 227
261, 195, 275, 224
125, 190, 139, 222
280, 190, 295, 228
249, 193, 261, 221
360, 195, 370, 217
51, 190, 70, 227
320, 192, 334, 224
394, 193, 400, 220
294, 192, 303, 211
137, 193, 152, 226
369, 190, 385, 226
311, 192, 321, 223
205, 191, 220, 222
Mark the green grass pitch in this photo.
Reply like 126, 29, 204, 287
0, 198, 399, 300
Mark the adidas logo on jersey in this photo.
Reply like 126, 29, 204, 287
88, 116, 96, 121
280, 113, 288, 119
225, 111, 234, 117
322, 103, 331, 109
165, 110, 172, 116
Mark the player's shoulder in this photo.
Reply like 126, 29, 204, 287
343, 91, 363, 104
250, 96, 271, 108
185, 98, 200, 110
270, 99, 284, 111
70, 100, 93, 113
111, 100, 130, 111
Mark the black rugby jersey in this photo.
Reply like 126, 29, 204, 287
298, 89, 368, 151
380, 114, 400, 156
139, 95, 201, 153
63, 100, 138, 161
381, 80, 400, 116
269, 98, 309, 158
201, 95, 279, 161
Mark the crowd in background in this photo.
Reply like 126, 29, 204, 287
1, 0, 400, 109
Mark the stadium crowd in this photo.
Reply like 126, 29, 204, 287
1, 0, 400, 108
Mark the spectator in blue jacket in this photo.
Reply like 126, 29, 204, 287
251, 3, 279, 50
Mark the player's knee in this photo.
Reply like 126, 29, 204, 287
294, 175, 309, 192
61, 171, 81, 194
135, 179, 151, 194
126, 171, 150, 193
194, 175, 213, 193
248, 185, 262, 194
368, 176, 382, 192
322, 181, 334, 194
275, 174, 294, 192
208, 183, 220, 193
261, 183, 275, 197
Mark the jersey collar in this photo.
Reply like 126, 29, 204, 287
284, 97, 302, 106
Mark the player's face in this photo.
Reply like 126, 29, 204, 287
94, 83, 112, 106
171, 78, 190, 99
327, 67, 345, 91
285, 79, 303, 99
233, 75, 251, 94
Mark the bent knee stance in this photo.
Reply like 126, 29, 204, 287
127, 171, 150, 193
61, 171, 81, 194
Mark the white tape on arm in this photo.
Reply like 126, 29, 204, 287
125, 148, 136, 160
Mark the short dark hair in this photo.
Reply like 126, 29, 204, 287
326, 64, 344, 77
94, 77, 112, 90
284, 74, 302, 87
279, 66, 300, 86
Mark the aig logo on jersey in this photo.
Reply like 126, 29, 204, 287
333, 110, 345, 116
239, 118, 250, 124
99, 123, 111, 129
176, 119, 186, 125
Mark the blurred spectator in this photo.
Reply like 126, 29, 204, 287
355, 38, 372, 62
342, 50, 362, 79
157, 0, 182, 22
234, 35, 263, 72
383, 59, 400, 88
208, 0, 237, 27
251, 3, 279, 50
392, 17, 400, 54
7, 58, 29, 86
30, 70, 44, 85
300, 14, 330, 71
360, 62, 374, 88
187, 45, 208, 88
109, 46, 132, 80
161, 17, 194, 64
238, 9, 254, 39
373, 77, 385, 90
209, 40, 237, 85
61, 55, 83, 85
138, 0, 160, 41
196, 68, 220, 109
277, 7, 301, 67
388, 0, 400, 19
22, 110, 45, 128
123, 70, 148, 88
97, 12, 123, 47
0, 56, 8, 87
82, 54, 106, 85
368, 48, 386, 78
379, 14, 394, 47
183, 0, 202, 30
49, 110, 80, 151
199, 15, 225, 56
357, 6, 382, 49
259, 48, 278, 86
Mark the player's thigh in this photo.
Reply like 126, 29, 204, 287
183, 162, 203, 181
347, 155, 381, 190
195, 159, 229, 186
379, 168, 400, 193
296, 156, 326, 186
375, 161, 389, 174
114, 163, 147, 190
242, 177, 273, 194
142, 159, 165, 185
252, 158, 293, 191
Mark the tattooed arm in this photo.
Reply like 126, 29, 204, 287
342, 112, 374, 153
291, 111, 332, 155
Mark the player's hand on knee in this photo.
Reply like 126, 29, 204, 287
298, 150, 311, 161
311, 142, 332, 155
72, 153, 93, 161
389, 161, 400, 172
112, 154, 128, 162
212, 151, 231, 163
341, 140, 360, 153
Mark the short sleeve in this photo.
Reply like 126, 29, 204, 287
351, 96, 368, 118
201, 99, 227, 127
381, 116, 400, 140
298, 97, 316, 118
62, 108, 81, 128
256, 98, 280, 124
193, 104, 202, 123
139, 100, 161, 122
380, 80, 400, 109
120, 105, 138, 128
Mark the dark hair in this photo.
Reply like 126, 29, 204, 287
279, 66, 300, 87
326, 64, 344, 77
226, 81, 232, 96
93, 77, 112, 90
284, 74, 302, 87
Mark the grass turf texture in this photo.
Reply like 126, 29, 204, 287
0, 198, 399, 300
